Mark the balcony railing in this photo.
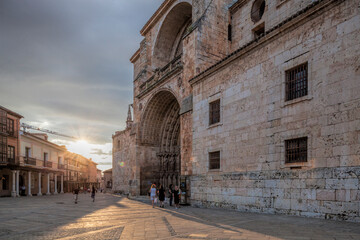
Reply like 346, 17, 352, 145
58, 164, 65, 170
44, 161, 52, 168
24, 157, 36, 166
138, 55, 183, 97
7, 158, 15, 164
7, 131, 16, 138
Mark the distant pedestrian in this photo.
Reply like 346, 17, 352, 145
91, 186, 96, 202
158, 184, 165, 208
73, 188, 79, 204
149, 184, 157, 208
173, 185, 180, 209
21, 185, 26, 196
168, 184, 173, 207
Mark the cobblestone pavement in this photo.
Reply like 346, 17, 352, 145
0, 194, 359, 240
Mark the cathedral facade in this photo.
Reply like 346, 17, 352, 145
113, 0, 360, 221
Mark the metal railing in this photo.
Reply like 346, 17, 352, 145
44, 161, 52, 168
58, 164, 65, 169
7, 158, 15, 164
24, 157, 36, 165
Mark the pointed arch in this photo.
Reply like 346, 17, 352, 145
153, 2, 192, 68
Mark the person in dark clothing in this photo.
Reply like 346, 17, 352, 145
91, 186, 96, 202
173, 185, 180, 209
168, 184, 173, 206
158, 184, 165, 208
73, 188, 79, 204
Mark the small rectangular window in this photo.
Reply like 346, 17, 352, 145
253, 22, 265, 39
7, 119, 14, 136
285, 63, 308, 101
7, 145, 15, 163
25, 147, 31, 158
209, 151, 220, 170
44, 152, 48, 161
209, 99, 221, 125
285, 137, 308, 163
228, 24, 232, 41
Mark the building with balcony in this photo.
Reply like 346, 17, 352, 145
0, 105, 23, 197
64, 152, 100, 192
19, 132, 66, 196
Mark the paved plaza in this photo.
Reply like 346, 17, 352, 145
0, 194, 359, 240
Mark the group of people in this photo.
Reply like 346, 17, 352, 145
149, 183, 181, 209
73, 185, 97, 204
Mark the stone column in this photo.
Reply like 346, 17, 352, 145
28, 171, 32, 196
46, 173, 50, 195
54, 174, 58, 194
38, 172, 42, 196
11, 170, 16, 197
60, 174, 64, 193
16, 170, 20, 197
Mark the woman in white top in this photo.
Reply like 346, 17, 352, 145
149, 184, 157, 208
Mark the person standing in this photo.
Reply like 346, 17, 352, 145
173, 185, 180, 209
21, 185, 26, 196
158, 184, 165, 208
73, 188, 79, 204
168, 184, 173, 207
149, 184, 157, 208
91, 186, 96, 202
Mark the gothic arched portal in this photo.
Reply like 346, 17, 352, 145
139, 90, 181, 194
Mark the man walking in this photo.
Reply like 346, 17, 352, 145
91, 186, 96, 202
73, 188, 79, 204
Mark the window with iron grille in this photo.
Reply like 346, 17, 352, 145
285, 137, 307, 163
209, 151, 220, 170
7, 119, 14, 136
209, 99, 220, 125
285, 63, 308, 101
7, 145, 15, 162
0, 136, 7, 162
0, 110, 7, 135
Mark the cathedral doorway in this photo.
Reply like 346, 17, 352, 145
140, 91, 180, 194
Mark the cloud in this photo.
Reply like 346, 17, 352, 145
0, 0, 163, 145
90, 148, 112, 156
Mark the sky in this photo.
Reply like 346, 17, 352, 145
0, 0, 163, 171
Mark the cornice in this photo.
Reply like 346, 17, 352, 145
21, 132, 66, 151
140, 0, 177, 36
130, 48, 140, 63
0, 105, 23, 118
229, 0, 249, 14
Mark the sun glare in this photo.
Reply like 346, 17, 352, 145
76, 139, 88, 144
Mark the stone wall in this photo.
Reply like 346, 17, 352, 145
190, 0, 360, 221
112, 129, 137, 195
191, 167, 360, 221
